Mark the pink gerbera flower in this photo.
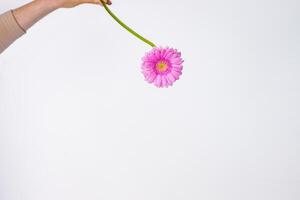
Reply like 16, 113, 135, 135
100, 2, 184, 88
141, 47, 184, 88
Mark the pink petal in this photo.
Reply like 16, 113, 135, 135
161, 75, 168, 87
172, 65, 183, 71
154, 75, 162, 87
167, 73, 176, 83
171, 70, 182, 80
147, 72, 157, 83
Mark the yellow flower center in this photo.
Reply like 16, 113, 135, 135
156, 61, 168, 72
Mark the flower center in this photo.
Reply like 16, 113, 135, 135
156, 61, 168, 72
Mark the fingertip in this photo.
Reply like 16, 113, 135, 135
97, 0, 110, 6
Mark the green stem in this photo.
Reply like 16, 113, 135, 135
99, 0, 156, 47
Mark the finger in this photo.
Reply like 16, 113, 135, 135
92, 0, 111, 5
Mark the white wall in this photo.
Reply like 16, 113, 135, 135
1, 0, 300, 200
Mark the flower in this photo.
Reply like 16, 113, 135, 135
141, 47, 184, 88
100, 2, 184, 88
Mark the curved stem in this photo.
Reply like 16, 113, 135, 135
99, 0, 156, 47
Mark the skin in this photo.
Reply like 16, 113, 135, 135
13, 0, 112, 31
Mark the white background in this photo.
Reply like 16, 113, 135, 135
1, 0, 300, 199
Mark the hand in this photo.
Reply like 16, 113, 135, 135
13, 0, 113, 31
53, 0, 112, 8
